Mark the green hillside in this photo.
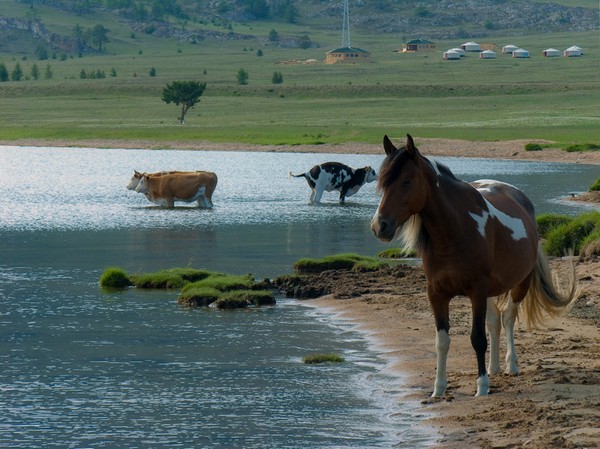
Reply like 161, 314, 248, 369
0, 0, 598, 147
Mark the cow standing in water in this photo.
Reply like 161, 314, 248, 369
128, 170, 217, 208
290, 162, 377, 204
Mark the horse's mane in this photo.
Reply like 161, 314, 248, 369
378, 147, 459, 253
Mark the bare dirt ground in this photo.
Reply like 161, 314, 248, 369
6, 137, 599, 448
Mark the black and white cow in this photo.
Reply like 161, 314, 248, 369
290, 162, 377, 204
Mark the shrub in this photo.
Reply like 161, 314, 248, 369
302, 354, 345, 364
524, 143, 543, 152
564, 143, 600, 153
99, 267, 132, 288
536, 214, 573, 238
237, 68, 248, 85
589, 177, 600, 192
271, 71, 283, 84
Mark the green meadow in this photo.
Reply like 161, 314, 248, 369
0, 0, 598, 147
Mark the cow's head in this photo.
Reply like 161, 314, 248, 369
365, 166, 378, 183
126, 170, 144, 190
135, 175, 149, 194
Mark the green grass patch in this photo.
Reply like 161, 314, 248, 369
293, 253, 387, 274
214, 290, 276, 309
302, 353, 345, 364
181, 273, 256, 292
588, 177, 600, 192
99, 267, 275, 307
377, 248, 417, 258
99, 266, 132, 289
177, 286, 222, 307
543, 211, 600, 256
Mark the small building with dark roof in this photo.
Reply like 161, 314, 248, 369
325, 46, 371, 64
401, 39, 436, 53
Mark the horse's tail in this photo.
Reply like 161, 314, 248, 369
521, 243, 577, 330
289, 171, 305, 179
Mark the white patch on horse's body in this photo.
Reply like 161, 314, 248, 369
468, 182, 528, 240
484, 199, 527, 240
474, 179, 519, 192
469, 210, 489, 237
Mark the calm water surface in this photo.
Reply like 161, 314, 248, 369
0, 146, 597, 448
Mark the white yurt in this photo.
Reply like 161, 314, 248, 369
564, 45, 583, 57
479, 50, 496, 59
461, 41, 480, 52
543, 48, 561, 57
448, 47, 465, 57
501, 44, 519, 54
512, 48, 529, 58
443, 50, 460, 60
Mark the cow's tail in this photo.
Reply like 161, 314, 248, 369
288, 171, 306, 179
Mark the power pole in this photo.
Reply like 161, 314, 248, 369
342, 0, 351, 48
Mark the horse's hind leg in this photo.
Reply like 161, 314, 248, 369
502, 297, 520, 375
486, 297, 502, 375
503, 280, 529, 375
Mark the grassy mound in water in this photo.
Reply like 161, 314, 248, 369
130, 268, 213, 289
99, 267, 275, 308
293, 253, 387, 274
302, 354, 345, 364
99, 266, 132, 289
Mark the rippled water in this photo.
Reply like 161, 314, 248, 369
0, 146, 597, 448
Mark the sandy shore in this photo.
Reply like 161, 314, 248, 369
3, 137, 600, 165
6, 137, 600, 447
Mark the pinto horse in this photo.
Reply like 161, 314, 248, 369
371, 134, 576, 397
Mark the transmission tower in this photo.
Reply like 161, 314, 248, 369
342, 0, 351, 48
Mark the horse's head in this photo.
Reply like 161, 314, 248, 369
371, 134, 433, 243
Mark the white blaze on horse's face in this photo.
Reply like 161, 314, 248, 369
135, 176, 149, 194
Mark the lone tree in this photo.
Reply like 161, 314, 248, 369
161, 80, 206, 124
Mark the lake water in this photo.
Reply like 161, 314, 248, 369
0, 146, 597, 448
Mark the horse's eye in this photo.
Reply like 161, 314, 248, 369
403, 178, 411, 186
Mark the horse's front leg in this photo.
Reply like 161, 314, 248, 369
471, 294, 489, 396
429, 291, 451, 397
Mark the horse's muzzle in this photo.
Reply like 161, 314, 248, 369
371, 215, 396, 242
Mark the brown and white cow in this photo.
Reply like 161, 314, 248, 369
132, 171, 218, 208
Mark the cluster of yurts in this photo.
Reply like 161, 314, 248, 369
443, 42, 583, 60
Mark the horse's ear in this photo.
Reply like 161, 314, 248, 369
406, 134, 418, 158
383, 135, 397, 156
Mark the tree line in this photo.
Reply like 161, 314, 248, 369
0, 62, 53, 81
